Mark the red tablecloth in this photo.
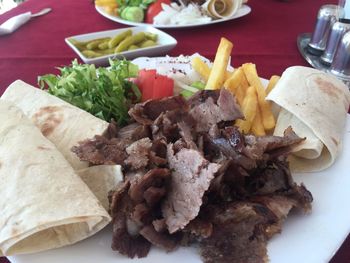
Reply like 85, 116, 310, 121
0, 0, 349, 262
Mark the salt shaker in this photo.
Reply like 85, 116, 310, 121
308, 5, 344, 55
330, 31, 350, 86
320, 19, 350, 64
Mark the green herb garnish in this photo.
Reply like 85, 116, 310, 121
38, 59, 141, 125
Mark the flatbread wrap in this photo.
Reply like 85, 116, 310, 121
1, 80, 109, 170
0, 100, 110, 256
202, 0, 242, 19
77, 165, 123, 210
266, 66, 350, 172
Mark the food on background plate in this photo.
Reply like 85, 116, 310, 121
267, 66, 350, 172
72, 89, 313, 262
201, 0, 242, 19
117, 0, 155, 22
145, 0, 171, 23
0, 100, 110, 256
68, 30, 159, 59
95, 0, 118, 15
152, 2, 212, 25
96, 0, 247, 25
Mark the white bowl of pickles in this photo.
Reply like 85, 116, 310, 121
65, 26, 177, 65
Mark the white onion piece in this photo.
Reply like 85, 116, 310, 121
153, 3, 212, 25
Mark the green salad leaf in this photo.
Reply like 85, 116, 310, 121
38, 59, 141, 125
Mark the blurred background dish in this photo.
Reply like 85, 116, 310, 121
65, 26, 177, 65
94, 3, 251, 28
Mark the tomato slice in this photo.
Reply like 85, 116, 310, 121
145, 0, 171, 24
134, 69, 156, 101
134, 69, 174, 101
152, 74, 174, 99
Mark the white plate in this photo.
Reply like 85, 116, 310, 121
9, 116, 350, 263
95, 4, 251, 29
8, 57, 350, 262
65, 26, 177, 65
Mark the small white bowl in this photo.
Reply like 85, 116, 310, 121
65, 26, 177, 65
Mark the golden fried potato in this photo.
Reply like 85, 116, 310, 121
223, 67, 243, 95
205, 37, 233, 90
192, 56, 234, 83
235, 70, 249, 106
225, 70, 234, 80
242, 63, 275, 130
235, 86, 258, 133
266, 75, 280, 95
251, 107, 266, 136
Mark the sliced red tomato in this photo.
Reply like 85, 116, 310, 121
134, 69, 156, 101
134, 69, 174, 101
152, 74, 174, 99
145, 0, 171, 24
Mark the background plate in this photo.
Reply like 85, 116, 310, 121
95, 4, 251, 29
65, 26, 177, 65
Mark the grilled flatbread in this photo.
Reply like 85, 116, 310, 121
267, 66, 350, 172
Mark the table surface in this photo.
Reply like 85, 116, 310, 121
0, 0, 349, 262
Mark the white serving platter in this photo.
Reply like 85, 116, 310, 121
8, 56, 350, 263
65, 26, 177, 65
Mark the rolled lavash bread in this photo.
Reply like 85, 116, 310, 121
1, 80, 123, 209
202, 0, 242, 19
0, 100, 110, 256
77, 165, 123, 210
266, 66, 350, 172
1, 80, 109, 170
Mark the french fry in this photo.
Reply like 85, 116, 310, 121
205, 37, 233, 90
266, 75, 280, 95
233, 69, 249, 106
234, 85, 245, 106
251, 107, 266, 136
225, 70, 234, 80
242, 63, 275, 130
192, 56, 234, 83
241, 70, 249, 88
191, 57, 211, 82
235, 86, 258, 134
223, 67, 243, 94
